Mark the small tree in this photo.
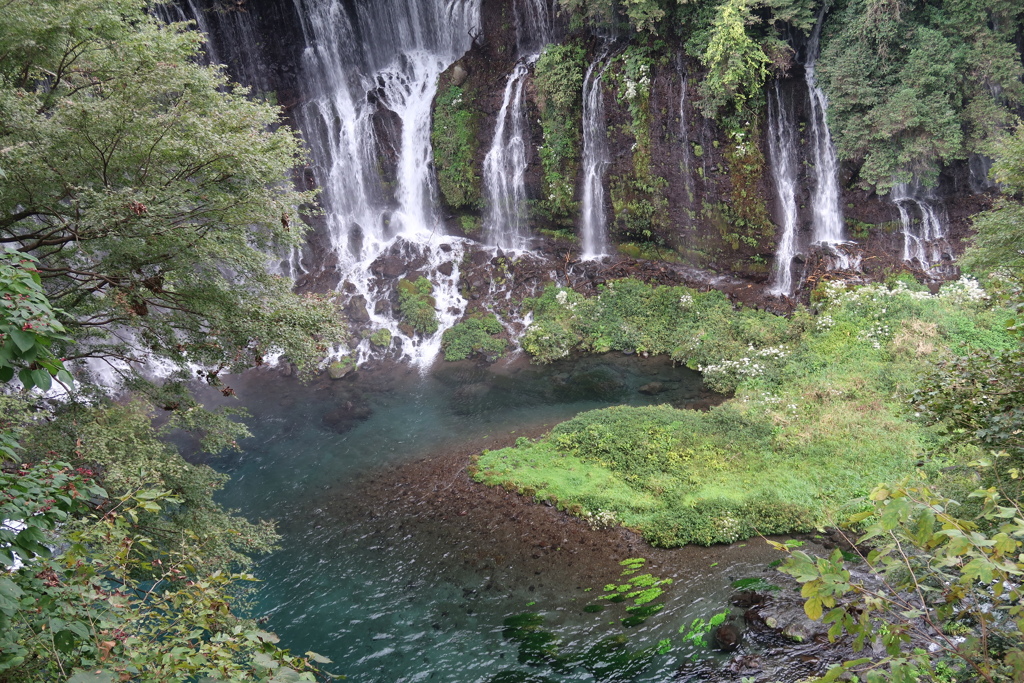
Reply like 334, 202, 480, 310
775, 456, 1024, 682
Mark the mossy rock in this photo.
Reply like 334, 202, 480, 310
369, 328, 392, 347
328, 358, 356, 379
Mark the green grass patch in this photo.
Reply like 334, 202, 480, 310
476, 276, 1016, 546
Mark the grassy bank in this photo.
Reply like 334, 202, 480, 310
472, 276, 1016, 546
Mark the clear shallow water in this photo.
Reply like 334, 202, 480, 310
194, 355, 784, 682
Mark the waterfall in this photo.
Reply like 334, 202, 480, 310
767, 81, 799, 296
891, 180, 949, 274
579, 51, 611, 259
676, 59, 695, 208
152, 0, 222, 69
514, 0, 553, 54
483, 62, 532, 251
804, 10, 853, 269
480, 0, 554, 252
968, 154, 996, 194
292, 0, 481, 367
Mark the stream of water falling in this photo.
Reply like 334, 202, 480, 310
579, 51, 611, 259
292, 0, 481, 367
677, 69, 695, 209
891, 180, 949, 274
767, 81, 799, 296
483, 61, 533, 251
481, 0, 553, 252
804, 10, 854, 270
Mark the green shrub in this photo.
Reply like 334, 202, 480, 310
534, 42, 587, 223
441, 314, 507, 361
397, 277, 438, 335
369, 328, 392, 347
431, 84, 480, 209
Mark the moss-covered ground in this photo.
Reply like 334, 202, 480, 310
473, 276, 1016, 546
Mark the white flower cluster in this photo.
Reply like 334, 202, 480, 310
816, 314, 835, 331
938, 276, 989, 304
555, 289, 568, 305
581, 509, 618, 530
750, 344, 789, 359
716, 515, 742, 543
822, 280, 932, 306
857, 323, 892, 349
699, 358, 767, 379
679, 294, 693, 307
450, 94, 463, 107
700, 347, 788, 384
623, 64, 650, 100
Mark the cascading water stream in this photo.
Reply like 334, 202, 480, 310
483, 61, 532, 251
514, 0, 554, 54
891, 180, 949, 275
482, 0, 553, 253
804, 10, 854, 270
291, 0, 481, 368
767, 81, 799, 296
677, 68, 695, 208
579, 51, 611, 260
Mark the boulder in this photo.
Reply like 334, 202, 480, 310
328, 360, 355, 380
451, 63, 468, 86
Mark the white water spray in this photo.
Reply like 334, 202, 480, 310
579, 51, 611, 259
767, 81, 800, 296
805, 10, 853, 269
483, 61, 533, 252
292, 0, 481, 368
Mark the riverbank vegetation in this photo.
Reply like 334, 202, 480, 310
0, 1, 338, 680
474, 275, 1017, 546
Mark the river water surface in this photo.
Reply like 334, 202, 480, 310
194, 354, 788, 682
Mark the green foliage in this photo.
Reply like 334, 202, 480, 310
0, 250, 72, 391
431, 84, 481, 210
484, 277, 1019, 546
441, 313, 506, 361
913, 345, 1024, 462
23, 400, 277, 575
557, 0, 672, 34
720, 125, 775, 250
606, 44, 672, 241
397, 277, 439, 335
731, 577, 781, 591
534, 42, 587, 224
964, 121, 1024, 275
816, 0, 1024, 191
776, 457, 1024, 682
679, 610, 730, 649
697, 0, 771, 122
0, 461, 105, 568
368, 328, 392, 348
0, 464, 323, 683
521, 279, 794, 385
0, 0, 343, 380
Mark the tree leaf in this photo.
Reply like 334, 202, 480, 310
32, 368, 51, 392
8, 329, 34, 353
804, 596, 824, 620
305, 651, 332, 664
